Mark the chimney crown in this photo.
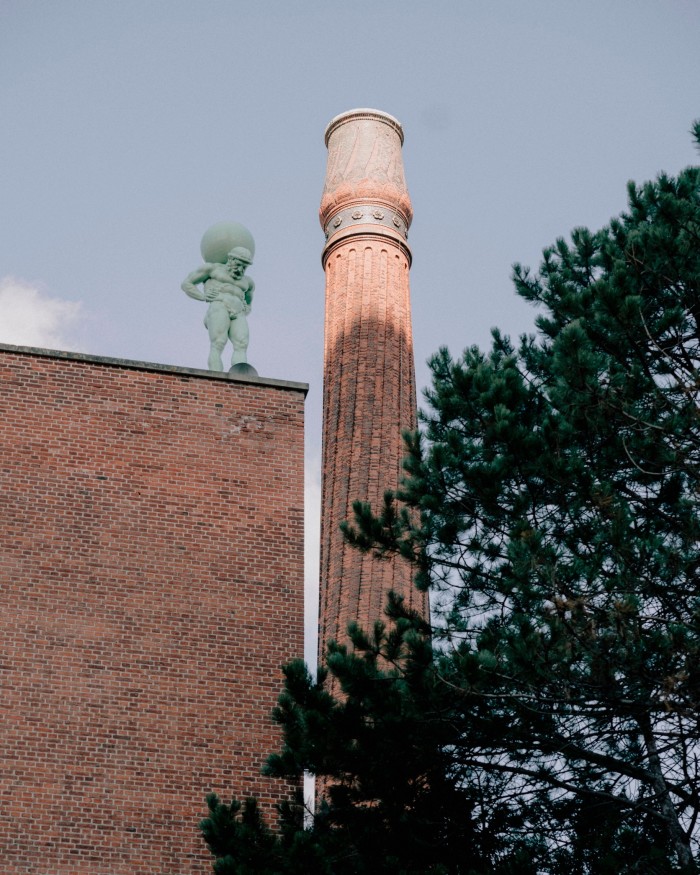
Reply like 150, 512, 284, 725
320, 108, 412, 254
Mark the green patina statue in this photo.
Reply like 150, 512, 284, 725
182, 222, 256, 372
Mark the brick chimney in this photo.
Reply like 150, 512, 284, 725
318, 109, 427, 663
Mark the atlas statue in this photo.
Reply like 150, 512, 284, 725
181, 222, 256, 373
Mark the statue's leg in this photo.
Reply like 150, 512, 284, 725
205, 303, 230, 371
229, 315, 249, 366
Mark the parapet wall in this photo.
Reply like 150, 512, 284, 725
0, 345, 306, 874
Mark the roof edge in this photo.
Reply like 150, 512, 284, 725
0, 343, 309, 395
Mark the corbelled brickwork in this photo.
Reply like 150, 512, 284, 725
318, 110, 428, 662
0, 345, 306, 874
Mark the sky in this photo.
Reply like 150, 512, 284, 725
1, 0, 699, 666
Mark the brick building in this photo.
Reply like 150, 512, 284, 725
0, 345, 306, 873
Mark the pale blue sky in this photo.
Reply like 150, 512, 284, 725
2, 0, 699, 662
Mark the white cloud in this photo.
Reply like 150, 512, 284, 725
0, 276, 83, 351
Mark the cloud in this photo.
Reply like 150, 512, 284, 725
0, 277, 83, 351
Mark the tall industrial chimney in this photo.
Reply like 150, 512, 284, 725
318, 109, 427, 663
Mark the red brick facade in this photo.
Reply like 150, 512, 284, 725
0, 345, 306, 874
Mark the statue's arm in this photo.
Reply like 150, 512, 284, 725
244, 278, 255, 310
181, 265, 212, 301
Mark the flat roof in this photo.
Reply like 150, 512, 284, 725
0, 343, 309, 396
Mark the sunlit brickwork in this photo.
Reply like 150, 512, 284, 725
318, 110, 428, 662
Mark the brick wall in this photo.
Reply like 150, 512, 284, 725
0, 346, 306, 874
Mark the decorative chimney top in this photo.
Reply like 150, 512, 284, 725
320, 108, 413, 259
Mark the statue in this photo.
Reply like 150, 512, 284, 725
182, 222, 256, 373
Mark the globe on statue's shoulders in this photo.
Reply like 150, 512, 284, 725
200, 221, 255, 265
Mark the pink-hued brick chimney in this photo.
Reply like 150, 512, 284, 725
318, 109, 427, 662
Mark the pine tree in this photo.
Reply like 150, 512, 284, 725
349, 124, 700, 871
201, 125, 700, 873
201, 597, 549, 873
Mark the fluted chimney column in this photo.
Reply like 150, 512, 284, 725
318, 109, 427, 663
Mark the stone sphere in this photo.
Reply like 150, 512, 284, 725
200, 221, 255, 265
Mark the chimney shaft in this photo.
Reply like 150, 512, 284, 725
318, 109, 427, 664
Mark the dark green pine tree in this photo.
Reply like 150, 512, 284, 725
201, 597, 547, 874
349, 122, 700, 872
201, 124, 700, 874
